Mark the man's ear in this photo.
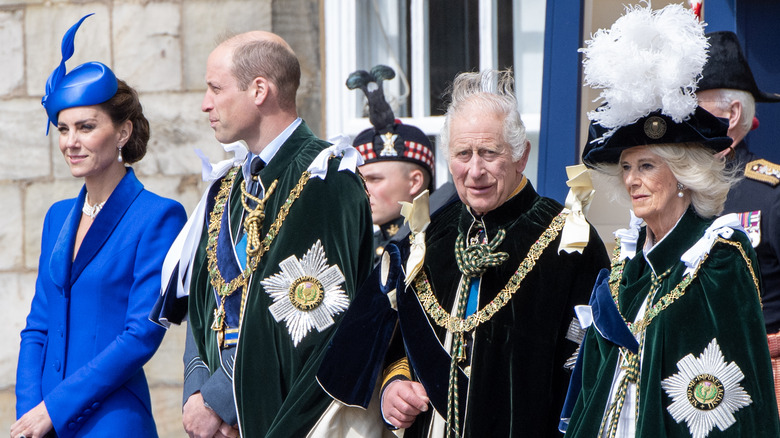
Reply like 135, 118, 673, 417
253, 76, 269, 106
727, 99, 743, 132
408, 167, 426, 196
514, 140, 531, 174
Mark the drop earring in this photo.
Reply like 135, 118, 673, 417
677, 182, 684, 198
118, 146, 123, 163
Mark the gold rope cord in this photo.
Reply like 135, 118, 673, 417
204, 166, 312, 341
238, 170, 312, 324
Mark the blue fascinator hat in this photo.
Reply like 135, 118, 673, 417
42, 13, 118, 134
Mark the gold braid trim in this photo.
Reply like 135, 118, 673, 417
608, 238, 699, 335
205, 166, 312, 343
608, 238, 627, 304
413, 213, 567, 333
608, 237, 759, 335
382, 358, 412, 388
717, 237, 761, 306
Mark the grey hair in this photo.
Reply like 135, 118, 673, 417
592, 143, 740, 218
439, 69, 528, 162
704, 88, 756, 135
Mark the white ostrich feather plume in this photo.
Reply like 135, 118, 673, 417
581, 2, 708, 137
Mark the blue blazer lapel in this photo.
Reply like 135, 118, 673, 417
49, 188, 85, 293
71, 168, 144, 284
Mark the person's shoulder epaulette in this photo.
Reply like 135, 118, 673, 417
745, 159, 780, 187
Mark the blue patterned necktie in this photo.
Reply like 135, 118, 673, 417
247, 156, 265, 199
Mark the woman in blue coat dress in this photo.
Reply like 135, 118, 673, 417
10, 14, 186, 438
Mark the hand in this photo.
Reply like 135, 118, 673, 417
10, 401, 53, 438
182, 393, 222, 438
213, 422, 239, 438
381, 380, 429, 429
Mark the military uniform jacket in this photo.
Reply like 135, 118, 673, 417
372, 216, 405, 265
398, 183, 609, 437
722, 144, 780, 333
564, 209, 780, 437
187, 123, 374, 437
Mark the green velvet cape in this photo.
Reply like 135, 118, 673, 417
564, 209, 780, 437
400, 183, 609, 437
188, 123, 374, 437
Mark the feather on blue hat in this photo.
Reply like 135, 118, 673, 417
41, 13, 118, 134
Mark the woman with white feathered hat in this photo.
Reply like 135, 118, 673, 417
560, 3, 780, 437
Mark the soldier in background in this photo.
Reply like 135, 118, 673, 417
696, 30, 780, 416
348, 65, 436, 263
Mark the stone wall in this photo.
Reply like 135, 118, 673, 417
0, 1, 322, 436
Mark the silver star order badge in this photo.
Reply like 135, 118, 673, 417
261, 240, 349, 346
661, 338, 752, 438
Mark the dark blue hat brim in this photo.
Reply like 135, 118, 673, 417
582, 107, 733, 165
43, 62, 118, 127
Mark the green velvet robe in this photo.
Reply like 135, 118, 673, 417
565, 209, 780, 437
400, 182, 609, 437
188, 123, 374, 437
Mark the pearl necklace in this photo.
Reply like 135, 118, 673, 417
82, 194, 106, 218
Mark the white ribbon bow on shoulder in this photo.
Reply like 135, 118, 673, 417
680, 213, 743, 277
196, 141, 248, 182
307, 134, 364, 180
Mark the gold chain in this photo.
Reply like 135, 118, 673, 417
205, 166, 312, 345
627, 269, 693, 334
608, 237, 700, 335
718, 238, 761, 302
413, 213, 566, 333
609, 236, 758, 334
608, 239, 626, 303
206, 167, 311, 298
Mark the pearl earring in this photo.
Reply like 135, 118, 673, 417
677, 182, 684, 198
118, 146, 123, 163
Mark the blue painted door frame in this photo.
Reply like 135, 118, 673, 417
537, 0, 583, 203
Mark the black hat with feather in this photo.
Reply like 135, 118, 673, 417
349, 65, 434, 183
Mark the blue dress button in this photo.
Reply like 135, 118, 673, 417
92, 402, 101, 409
53, 360, 61, 371
76, 416, 84, 423
84, 408, 92, 415
68, 422, 77, 430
